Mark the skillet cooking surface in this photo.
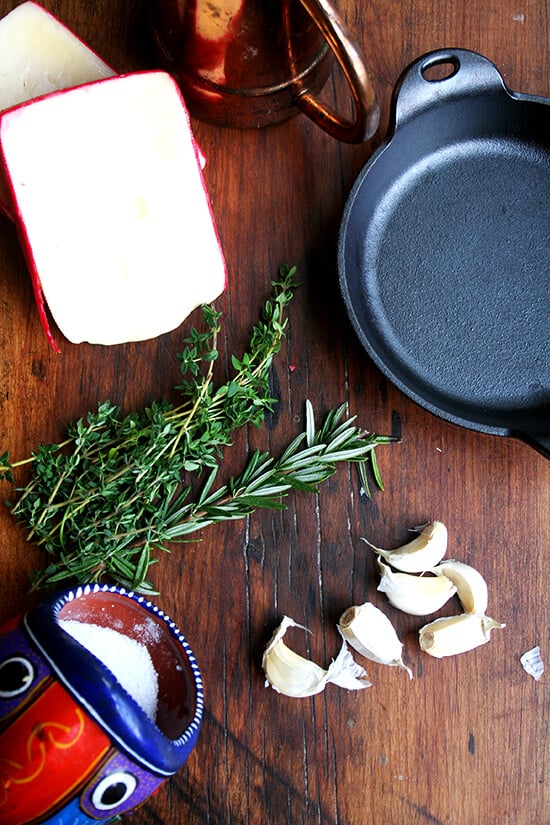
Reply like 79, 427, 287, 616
338, 50, 550, 457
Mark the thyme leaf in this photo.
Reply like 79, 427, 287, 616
0, 266, 393, 593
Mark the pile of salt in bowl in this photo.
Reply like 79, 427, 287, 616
60, 619, 159, 721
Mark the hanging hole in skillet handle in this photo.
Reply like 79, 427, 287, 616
292, 0, 380, 143
420, 55, 460, 82
392, 48, 510, 127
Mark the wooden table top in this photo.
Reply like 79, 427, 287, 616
0, 1, 548, 824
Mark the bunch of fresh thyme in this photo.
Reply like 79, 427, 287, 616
0, 266, 392, 593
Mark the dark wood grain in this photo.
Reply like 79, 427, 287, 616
0, 2, 548, 824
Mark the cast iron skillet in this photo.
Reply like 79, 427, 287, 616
338, 49, 549, 458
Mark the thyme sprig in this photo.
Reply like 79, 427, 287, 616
0, 266, 392, 593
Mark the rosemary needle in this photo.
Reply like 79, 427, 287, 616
0, 266, 392, 593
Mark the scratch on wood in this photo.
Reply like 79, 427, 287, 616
160, 709, 340, 824
391, 409, 402, 441
265, 366, 282, 430
330, 734, 341, 825
302, 715, 311, 816
400, 796, 449, 825
414, 804, 448, 825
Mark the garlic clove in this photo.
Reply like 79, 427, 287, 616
338, 602, 413, 678
362, 520, 448, 573
431, 559, 488, 614
419, 613, 505, 658
262, 617, 327, 697
262, 616, 370, 697
376, 558, 457, 616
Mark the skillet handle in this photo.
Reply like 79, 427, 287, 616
392, 48, 510, 127
514, 431, 550, 460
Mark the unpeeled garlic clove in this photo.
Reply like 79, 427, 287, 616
262, 616, 371, 697
431, 559, 488, 614
362, 520, 448, 573
419, 613, 505, 658
338, 602, 413, 678
376, 558, 457, 616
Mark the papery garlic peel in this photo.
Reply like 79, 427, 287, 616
419, 613, 505, 658
362, 520, 448, 573
377, 558, 457, 616
338, 602, 413, 678
432, 559, 488, 615
262, 616, 370, 698
520, 646, 544, 681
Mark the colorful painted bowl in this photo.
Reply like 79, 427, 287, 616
0, 584, 204, 824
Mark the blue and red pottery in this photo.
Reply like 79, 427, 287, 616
0, 584, 204, 824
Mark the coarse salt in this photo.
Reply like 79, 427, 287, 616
60, 619, 159, 720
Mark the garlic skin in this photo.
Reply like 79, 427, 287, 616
520, 646, 544, 681
338, 602, 413, 678
432, 559, 488, 614
376, 558, 457, 616
419, 613, 505, 658
262, 616, 370, 697
362, 520, 448, 573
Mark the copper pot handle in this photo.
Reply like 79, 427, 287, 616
295, 0, 379, 142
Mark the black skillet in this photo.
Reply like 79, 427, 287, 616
338, 49, 550, 458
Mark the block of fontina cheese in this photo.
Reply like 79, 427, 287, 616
0, 1, 115, 217
0, 71, 227, 348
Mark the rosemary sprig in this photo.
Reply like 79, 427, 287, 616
0, 266, 392, 593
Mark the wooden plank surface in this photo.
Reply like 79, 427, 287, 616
0, 1, 548, 824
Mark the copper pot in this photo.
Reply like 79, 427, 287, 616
149, 0, 379, 142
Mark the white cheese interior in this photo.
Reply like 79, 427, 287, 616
0, 1, 115, 215
1, 71, 226, 345
0, 2, 114, 110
